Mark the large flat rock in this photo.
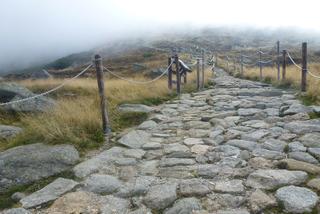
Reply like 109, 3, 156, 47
0, 143, 79, 193
20, 178, 78, 209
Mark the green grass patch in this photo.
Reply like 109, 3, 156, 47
112, 112, 148, 131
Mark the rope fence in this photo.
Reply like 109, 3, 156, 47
0, 64, 93, 106
217, 41, 320, 92
1, 53, 209, 137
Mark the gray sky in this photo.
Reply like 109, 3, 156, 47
1, 0, 320, 72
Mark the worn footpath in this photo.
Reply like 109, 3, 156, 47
4, 68, 320, 214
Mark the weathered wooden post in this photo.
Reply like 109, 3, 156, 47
201, 50, 205, 89
301, 42, 307, 92
259, 49, 262, 80
168, 57, 173, 90
175, 54, 181, 94
226, 56, 230, 73
233, 58, 236, 72
197, 58, 200, 90
183, 71, 187, 84
277, 41, 280, 81
282, 50, 287, 80
94, 54, 111, 136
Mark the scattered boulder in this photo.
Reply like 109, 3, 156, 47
0, 82, 55, 112
0, 143, 79, 193
119, 104, 154, 113
275, 186, 318, 213
20, 178, 79, 209
0, 125, 22, 140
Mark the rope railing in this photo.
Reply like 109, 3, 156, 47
0, 64, 93, 106
103, 61, 174, 84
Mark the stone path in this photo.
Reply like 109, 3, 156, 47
4, 68, 320, 214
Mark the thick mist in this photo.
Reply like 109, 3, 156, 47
1, 0, 320, 73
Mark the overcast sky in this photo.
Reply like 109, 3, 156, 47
1, 0, 320, 72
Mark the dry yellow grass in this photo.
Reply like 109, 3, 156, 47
242, 63, 320, 104
1, 67, 212, 152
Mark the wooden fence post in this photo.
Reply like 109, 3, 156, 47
183, 71, 187, 84
282, 50, 287, 80
277, 41, 280, 81
94, 54, 111, 136
259, 49, 262, 80
201, 50, 205, 89
301, 42, 307, 92
233, 58, 236, 72
175, 54, 181, 94
197, 58, 200, 90
168, 57, 172, 90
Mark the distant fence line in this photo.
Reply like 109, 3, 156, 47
217, 41, 320, 92
0, 52, 210, 138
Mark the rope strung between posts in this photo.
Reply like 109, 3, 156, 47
287, 51, 302, 69
103, 61, 174, 84
287, 51, 320, 79
0, 64, 93, 106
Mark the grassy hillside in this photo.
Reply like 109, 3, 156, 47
0, 49, 212, 153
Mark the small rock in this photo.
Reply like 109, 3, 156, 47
307, 178, 320, 191
308, 147, 320, 160
0, 125, 22, 140
178, 179, 211, 197
142, 142, 162, 150
164, 197, 202, 214
1, 208, 31, 214
160, 158, 195, 167
118, 130, 151, 149
184, 138, 204, 146
284, 119, 320, 134
288, 141, 307, 152
143, 183, 177, 210
262, 139, 287, 152
249, 189, 277, 213
20, 178, 78, 209
226, 139, 259, 151
246, 169, 308, 190
277, 159, 320, 174
275, 186, 318, 213
289, 152, 319, 164
252, 148, 285, 160
138, 120, 157, 130
191, 145, 210, 154
83, 174, 122, 194
11, 192, 26, 202
214, 179, 244, 194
